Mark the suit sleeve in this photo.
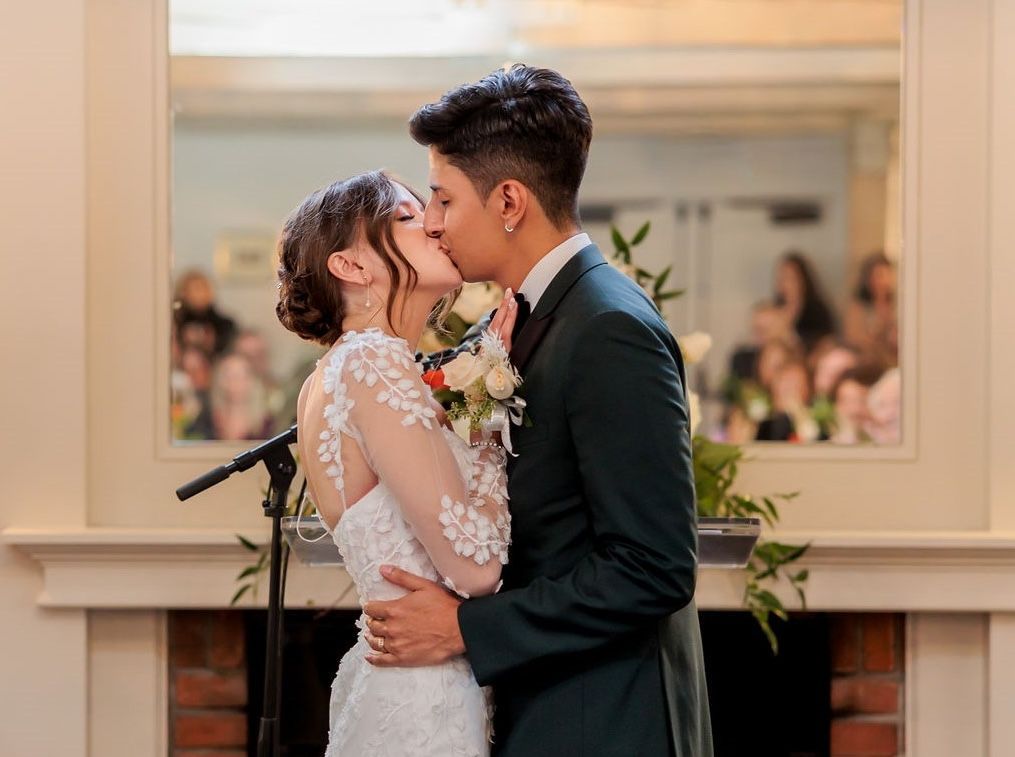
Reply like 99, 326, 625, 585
457, 309, 698, 685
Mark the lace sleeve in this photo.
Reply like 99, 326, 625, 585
343, 332, 510, 598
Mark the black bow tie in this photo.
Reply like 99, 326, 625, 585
512, 292, 531, 341
514, 291, 531, 317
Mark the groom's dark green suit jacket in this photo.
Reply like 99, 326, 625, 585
458, 244, 713, 757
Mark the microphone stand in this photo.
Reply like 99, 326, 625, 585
176, 425, 299, 757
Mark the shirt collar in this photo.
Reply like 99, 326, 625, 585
517, 233, 591, 310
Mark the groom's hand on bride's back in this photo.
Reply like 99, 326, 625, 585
362, 565, 467, 667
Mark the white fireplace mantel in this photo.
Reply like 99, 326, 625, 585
6, 526, 1015, 613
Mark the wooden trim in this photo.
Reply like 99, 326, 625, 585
8, 526, 1015, 612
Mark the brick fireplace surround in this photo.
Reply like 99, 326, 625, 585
830, 614, 906, 756
167, 611, 906, 757
170, 612, 248, 757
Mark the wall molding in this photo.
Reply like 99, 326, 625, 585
8, 527, 1015, 613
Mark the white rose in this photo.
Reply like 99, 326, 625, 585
688, 390, 702, 435
452, 282, 504, 324
485, 366, 516, 400
442, 352, 485, 391
678, 332, 713, 365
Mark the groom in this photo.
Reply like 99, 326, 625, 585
363, 65, 713, 757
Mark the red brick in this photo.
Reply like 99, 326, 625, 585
832, 679, 900, 715
863, 615, 898, 672
176, 670, 247, 708
174, 712, 247, 748
830, 720, 898, 756
210, 611, 245, 669
169, 612, 208, 669
895, 615, 906, 673
831, 613, 861, 673
856, 680, 899, 714
831, 678, 854, 713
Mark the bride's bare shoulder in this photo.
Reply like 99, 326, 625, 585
296, 368, 320, 426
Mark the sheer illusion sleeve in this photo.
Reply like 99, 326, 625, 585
341, 333, 510, 598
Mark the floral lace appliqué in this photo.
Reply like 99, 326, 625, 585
314, 328, 504, 756
437, 494, 510, 567
345, 332, 437, 429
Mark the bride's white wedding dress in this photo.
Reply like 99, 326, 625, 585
299, 328, 511, 757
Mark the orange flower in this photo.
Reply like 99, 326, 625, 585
421, 368, 448, 391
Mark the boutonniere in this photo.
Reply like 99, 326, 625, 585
422, 331, 527, 453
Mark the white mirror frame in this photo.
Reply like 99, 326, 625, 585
80, 0, 996, 537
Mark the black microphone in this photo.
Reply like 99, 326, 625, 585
176, 424, 298, 501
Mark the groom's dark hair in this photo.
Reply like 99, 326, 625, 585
409, 64, 593, 228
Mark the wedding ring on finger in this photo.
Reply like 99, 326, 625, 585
376, 636, 386, 653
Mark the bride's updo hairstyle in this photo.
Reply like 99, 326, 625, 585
276, 171, 425, 346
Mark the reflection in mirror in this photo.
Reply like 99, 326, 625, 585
168, 0, 902, 445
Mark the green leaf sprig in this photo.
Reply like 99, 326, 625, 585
609, 222, 685, 310
693, 435, 809, 653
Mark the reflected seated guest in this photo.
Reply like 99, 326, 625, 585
722, 337, 799, 443
756, 338, 800, 396
176, 346, 214, 440
173, 269, 238, 357
756, 359, 818, 442
210, 352, 273, 440
863, 367, 902, 445
844, 252, 898, 368
773, 251, 838, 355
177, 319, 217, 356
828, 363, 885, 444
728, 301, 795, 382
830, 370, 868, 444
233, 329, 286, 425
812, 342, 859, 400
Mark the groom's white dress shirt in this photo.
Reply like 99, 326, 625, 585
517, 232, 591, 311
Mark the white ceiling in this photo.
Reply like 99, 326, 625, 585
169, 0, 902, 136
169, 0, 902, 58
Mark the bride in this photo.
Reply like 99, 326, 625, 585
276, 170, 518, 756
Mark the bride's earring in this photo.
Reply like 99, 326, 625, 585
504, 224, 514, 233
362, 272, 371, 308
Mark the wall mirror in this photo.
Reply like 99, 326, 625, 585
168, 0, 902, 448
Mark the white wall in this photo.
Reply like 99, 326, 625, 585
80, 0, 996, 534
0, 0, 88, 753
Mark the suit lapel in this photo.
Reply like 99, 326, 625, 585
508, 244, 607, 373
508, 315, 553, 374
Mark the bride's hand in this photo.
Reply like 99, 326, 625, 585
488, 287, 519, 352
